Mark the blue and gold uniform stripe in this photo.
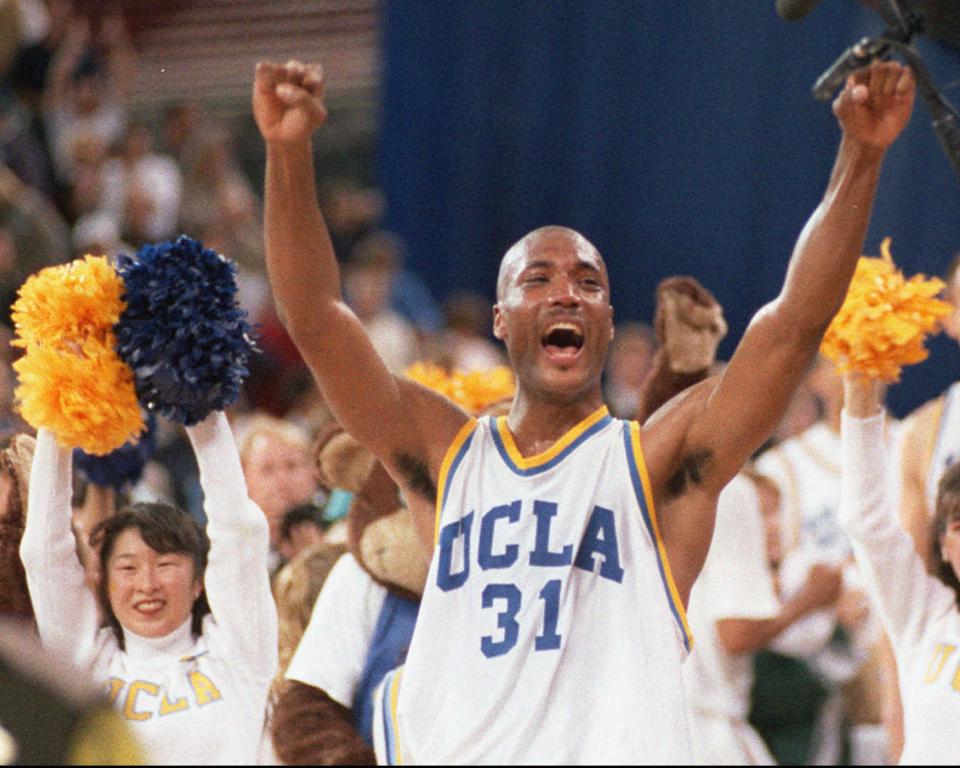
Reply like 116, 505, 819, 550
380, 667, 405, 765
492, 405, 612, 476
623, 420, 694, 653
434, 418, 478, 545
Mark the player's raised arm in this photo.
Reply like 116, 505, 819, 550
254, 60, 468, 502
644, 61, 915, 598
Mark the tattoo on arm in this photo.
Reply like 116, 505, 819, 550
665, 449, 714, 498
394, 453, 438, 503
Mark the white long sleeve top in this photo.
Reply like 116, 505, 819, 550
839, 410, 960, 766
20, 413, 278, 765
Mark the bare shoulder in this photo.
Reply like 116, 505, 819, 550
386, 377, 474, 505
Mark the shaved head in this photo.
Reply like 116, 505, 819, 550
496, 226, 605, 301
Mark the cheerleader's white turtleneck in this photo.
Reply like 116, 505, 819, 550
840, 410, 960, 766
21, 412, 278, 765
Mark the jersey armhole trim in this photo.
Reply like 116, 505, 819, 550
433, 419, 478, 545
625, 420, 694, 654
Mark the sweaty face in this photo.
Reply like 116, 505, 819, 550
107, 529, 201, 639
494, 230, 614, 403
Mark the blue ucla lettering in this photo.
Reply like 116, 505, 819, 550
479, 501, 521, 570
574, 505, 624, 583
529, 500, 573, 567
438, 502, 624, 591
437, 511, 474, 591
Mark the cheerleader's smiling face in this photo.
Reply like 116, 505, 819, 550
107, 528, 203, 639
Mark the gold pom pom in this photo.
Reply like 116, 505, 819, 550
11, 257, 144, 454
404, 362, 515, 414
820, 238, 954, 382
449, 366, 516, 414
11, 255, 126, 349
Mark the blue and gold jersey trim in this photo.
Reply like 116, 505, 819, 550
380, 667, 405, 765
623, 420, 693, 653
492, 405, 612, 476
434, 418, 478, 545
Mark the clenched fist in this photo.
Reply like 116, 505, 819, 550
253, 59, 328, 145
833, 61, 915, 153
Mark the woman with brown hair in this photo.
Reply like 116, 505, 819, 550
20, 412, 277, 765
840, 373, 960, 764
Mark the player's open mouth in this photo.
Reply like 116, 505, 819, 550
541, 322, 584, 362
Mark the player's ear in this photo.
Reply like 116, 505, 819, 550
493, 302, 506, 341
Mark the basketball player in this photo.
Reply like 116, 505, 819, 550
253, 59, 915, 763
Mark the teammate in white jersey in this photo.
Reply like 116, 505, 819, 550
841, 373, 960, 765
253, 57, 915, 763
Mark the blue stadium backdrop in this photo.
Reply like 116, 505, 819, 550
377, 1, 960, 417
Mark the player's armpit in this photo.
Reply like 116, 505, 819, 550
676, 304, 818, 496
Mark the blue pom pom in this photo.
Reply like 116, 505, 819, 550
74, 413, 157, 489
115, 236, 258, 425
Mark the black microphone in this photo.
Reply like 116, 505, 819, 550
775, 0, 827, 21
812, 37, 891, 100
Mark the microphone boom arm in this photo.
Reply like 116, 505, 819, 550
812, 33, 960, 182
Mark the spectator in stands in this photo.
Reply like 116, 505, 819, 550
430, 290, 507, 372
318, 181, 383, 266
179, 124, 263, 272
160, 101, 206, 170
685, 468, 844, 765
71, 209, 129, 260
752, 358, 888, 764
603, 320, 657, 418
7, 0, 74, 198
237, 413, 321, 574
278, 502, 326, 562
0, 78, 55, 197
100, 121, 181, 242
42, 10, 135, 188
343, 232, 421, 373
0, 168, 70, 326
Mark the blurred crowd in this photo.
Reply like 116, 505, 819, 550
0, 2, 958, 766
0, 0, 508, 507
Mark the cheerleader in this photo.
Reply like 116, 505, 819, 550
840, 373, 960, 764
20, 411, 278, 765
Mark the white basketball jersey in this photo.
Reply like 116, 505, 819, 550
387, 406, 693, 765
926, 381, 960, 514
